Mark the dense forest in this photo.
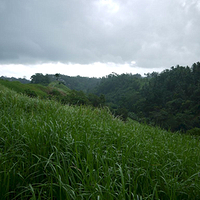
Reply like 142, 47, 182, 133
1, 62, 200, 134
93, 63, 200, 133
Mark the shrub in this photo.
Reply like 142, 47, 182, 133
24, 89, 37, 98
186, 127, 200, 136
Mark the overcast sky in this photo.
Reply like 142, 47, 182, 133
0, 0, 200, 79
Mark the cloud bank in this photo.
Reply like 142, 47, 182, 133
0, 0, 200, 70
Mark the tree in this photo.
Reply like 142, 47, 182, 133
30, 73, 50, 85
88, 94, 105, 107
55, 73, 60, 81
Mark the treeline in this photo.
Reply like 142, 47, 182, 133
30, 73, 100, 92
93, 62, 200, 134
49, 74, 100, 92
0, 76, 30, 84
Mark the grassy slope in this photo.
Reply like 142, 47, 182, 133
0, 84, 200, 199
0, 79, 71, 99
48, 81, 71, 94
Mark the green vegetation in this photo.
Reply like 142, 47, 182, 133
48, 81, 70, 94
0, 79, 71, 99
48, 74, 101, 92
93, 63, 200, 133
0, 79, 105, 108
0, 76, 30, 84
31, 73, 51, 86
2, 62, 200, 133
0, 79, 48, 98
1, 84, 200, 199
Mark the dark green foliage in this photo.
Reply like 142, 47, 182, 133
114, 107, 128, 121
60, 90, 90, 106
31, 73, 50, 85
24, 89, 38, 98
48, 74, 100, 92
88, 93, 105, 107
138, 63, 200, 132
66, 90, 89, 106
93, 63, 200, 133
93, 73, 143, 110
186, 127, 200, 136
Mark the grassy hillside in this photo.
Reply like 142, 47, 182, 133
48, 81, 71, 94
0, 84, 200, 199
0, 79, 71, 99
0, 79, 48, 98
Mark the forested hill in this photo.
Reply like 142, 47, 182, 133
93, 62, 200, 133
30, 73, 101, 92
49, 74, 101, 92
92, 73, 144, 107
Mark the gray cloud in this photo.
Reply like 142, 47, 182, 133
0, 0, 200, 69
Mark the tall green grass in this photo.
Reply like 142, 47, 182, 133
0, 84, 200, 199
0, 79, 48, 98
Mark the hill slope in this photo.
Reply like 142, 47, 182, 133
0, 79, 71, 99
0, 79, 48, 97
48, 81, 71, 94
0, 84, 200, 199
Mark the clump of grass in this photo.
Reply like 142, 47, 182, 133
0, 84, 200, 199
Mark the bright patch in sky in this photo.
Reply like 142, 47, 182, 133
0, 62, 166, 80
131, 61, 136, 65
197, 1, 200, 11
99, 0, 119, 13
